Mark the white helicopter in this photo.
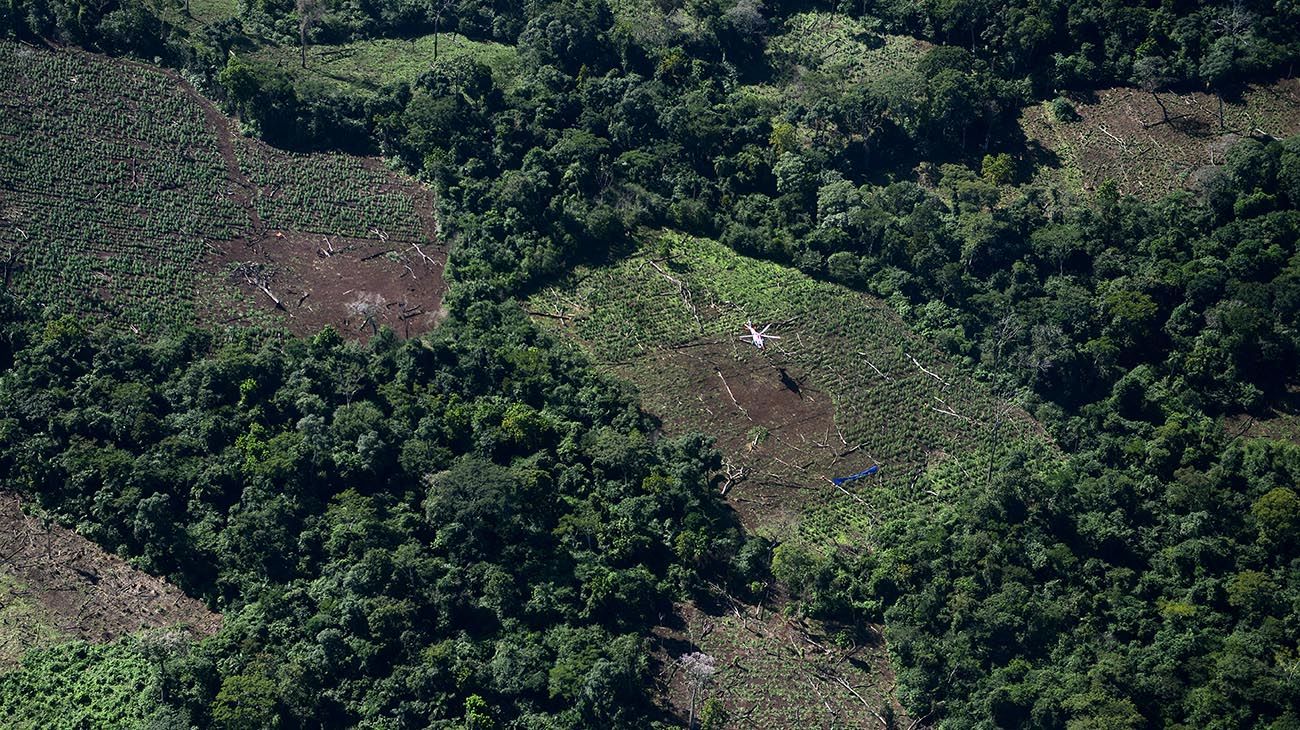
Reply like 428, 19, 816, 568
741, 321, 781, 349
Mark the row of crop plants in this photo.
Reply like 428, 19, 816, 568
235, 140, 425, 240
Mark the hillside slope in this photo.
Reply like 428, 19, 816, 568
535, 234, 1054, 547
0, 492, 220, 661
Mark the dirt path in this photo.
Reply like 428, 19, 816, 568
166, 69, 264, 237
0, 492, 221, 643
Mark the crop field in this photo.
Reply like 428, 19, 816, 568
0, 572, 63, 668
0, 637, 166, 728
183, 0, 238, 25
1020, 79, 1300, 199
533, 234, 1054, 549
0, 42, 245, 333
237, 141, 427, 240
0, 42, 448, 338
252, 33, 521, 96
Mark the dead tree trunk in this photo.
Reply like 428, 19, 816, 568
1151, 91, 1170, 124
296, 0, 321, 69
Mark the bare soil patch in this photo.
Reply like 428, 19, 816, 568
170, 64, 448, 340
0, 493, 220, 647
1226, 388, 1300, 445
206, 230, 447, 339
622, 340, 843, 537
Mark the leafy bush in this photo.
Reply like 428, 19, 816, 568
1050, 95, 1081, 122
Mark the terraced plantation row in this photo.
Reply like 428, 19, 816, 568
236, 142, 426, 241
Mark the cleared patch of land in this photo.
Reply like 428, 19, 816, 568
0, 572, 64, 667
531, 233, 1055, 727
251, 33, 521, 95
0, 493, 220, 653
206, 135, 448, 338
1021, 80, 1300, 199
1228, 388, 1300, 445
0, 41, 447, 339
767, 11, 929, 92
184, 0, 238, 25
603, 340, 836, 534
533, 234, 1051, 548
206, 228, 447, 338
655, 601, 899, 728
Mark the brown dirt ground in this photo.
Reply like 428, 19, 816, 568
171, 72, 448, 340
1225, 388, 1300, 445
207, 230, 447, 339
621, 340, 845, 537
0, 492, 221, 649
1020, 79, 1300, 200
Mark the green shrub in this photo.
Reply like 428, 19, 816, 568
1050, 96, 1081, 122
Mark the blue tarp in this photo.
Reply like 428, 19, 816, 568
831, 464, 880, 486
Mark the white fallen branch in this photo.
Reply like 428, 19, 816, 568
716, 370, 749, 419
857, 352, 892, 381
825, 477, 867, 504
829, 674, 889, 728
719, 459, 746, 495
906, 353, 946, 386
930, 398, 971, 421
1097, 124, 1127, 149
410, 241, 440, 266
647, 259, 702, 333
930, 405, 971, 421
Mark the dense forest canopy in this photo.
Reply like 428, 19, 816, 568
2, 0, 1300, 727
6, 0, 1299, 90
0, 300, 765, 727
